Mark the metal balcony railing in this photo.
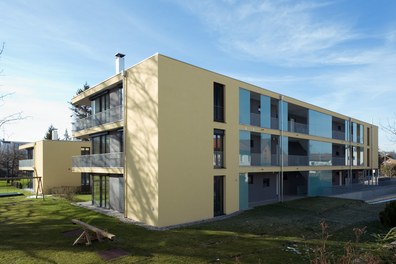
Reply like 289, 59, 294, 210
72, 152, 124, 168
72, 105, 123, 132
19, 159, 34, 167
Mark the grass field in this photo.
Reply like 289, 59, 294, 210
0, 185, 394, 263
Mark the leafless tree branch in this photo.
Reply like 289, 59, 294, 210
381, 116, 396, 143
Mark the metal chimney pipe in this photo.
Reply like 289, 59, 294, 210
115, 53, 125, 74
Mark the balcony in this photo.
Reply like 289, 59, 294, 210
239, 153, 279, 166
19, 159, 34, 168
72, 152, 124, 169
73, 105, 123, 132
332, 157, 347, 166
332, 130, 346, 141
288, 121, 308, 134
288, 155, 309, 166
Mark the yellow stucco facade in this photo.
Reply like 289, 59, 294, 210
19, 140, 91, 194
71, 53, 379, 227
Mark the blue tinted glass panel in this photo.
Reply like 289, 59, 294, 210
309, 140, 332, 166
281, 136, 288, 166
309, 110, 332, 138
261, 133, 271, 166
240, 131, 251, 166
260, 95, 271, 128
345, 120, 350, 141
239, 88, 250, 125
239, 174, 249, 210
308, 170, 332, 196
279, 101, 288, 131
359, 124, 364, 144
352, 122, 357, 143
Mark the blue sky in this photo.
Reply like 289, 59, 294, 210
0, 0, 396, 150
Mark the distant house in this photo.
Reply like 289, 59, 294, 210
18, 140, 91, 194
383, 154, 396, 165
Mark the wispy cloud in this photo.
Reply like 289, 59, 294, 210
174, 0, 384, 66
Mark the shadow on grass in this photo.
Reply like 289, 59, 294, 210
0, 196, 389, 263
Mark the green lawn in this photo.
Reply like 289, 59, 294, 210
0, 190, 394, 263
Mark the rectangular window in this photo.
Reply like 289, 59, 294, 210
91, 134, 110, 154
118, 130, 124, 152
92, 93, 110, 114
214, 176, 225, 216
367, 127, 370, 146
239, 88, 250, 125
81, 147, 90, 155
214, 82, 225, 122
309, 110, 332, 138
263, 178, 270, 187
239, 131, 251, 166
214, 129, 225, 168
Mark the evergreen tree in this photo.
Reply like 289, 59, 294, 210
44, 124, 56, 140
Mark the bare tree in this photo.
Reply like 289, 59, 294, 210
0, 93, 25, 129
382, 118, 396, 142
0, 141, 26, 178
0, 43, 26, 130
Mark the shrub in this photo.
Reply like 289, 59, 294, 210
379, 201, 396, 227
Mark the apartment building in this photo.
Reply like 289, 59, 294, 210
70, 53, 378, 227
19, 140, 91, 193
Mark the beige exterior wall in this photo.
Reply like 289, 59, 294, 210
157, 55, 240, 226
20, 140, 91, 193
124, 55, 160, 226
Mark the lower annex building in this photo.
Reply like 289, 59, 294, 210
70, 53, 378, 227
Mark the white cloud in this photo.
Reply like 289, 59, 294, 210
176, 0, 363, 66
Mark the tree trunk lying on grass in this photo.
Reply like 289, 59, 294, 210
71, 219, 115, 246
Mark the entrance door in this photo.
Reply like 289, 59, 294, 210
214, 176, 224, 216
92, 175, 109, 208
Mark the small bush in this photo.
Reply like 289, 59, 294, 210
379, 201, 396, 227
50, 186, 79, 202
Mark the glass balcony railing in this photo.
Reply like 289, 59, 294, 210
73, 105, 123, 132
288, 155, 309, 166
239, 153, 279, 166
213, 151, 224, 168
332, 130, 346, 140
19, 159, 34, 167
72, 152, 124, 169
288, 121, 309, 134
332, 157, 347, 166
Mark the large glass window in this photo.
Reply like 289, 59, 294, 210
92, 175, 109, 208
309, 110, 332, 138
281, 136, 288, 166
261, 133, 271, 166
214, 129, 225, 168
214, 82, 225, 122
308, 170, 332, 196
239, 131, 251, 166
239, 88, 250, 125
309, 140, 332, 166
352, 122, 358, 143
260, 95, 271, 128
91, 134, 110, 154
92, 93, 110, 114
358, 124, 364, 144
358, 146, 364, 166
279, 101, 288, 131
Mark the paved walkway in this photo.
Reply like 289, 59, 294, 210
73, 201, 241, 230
